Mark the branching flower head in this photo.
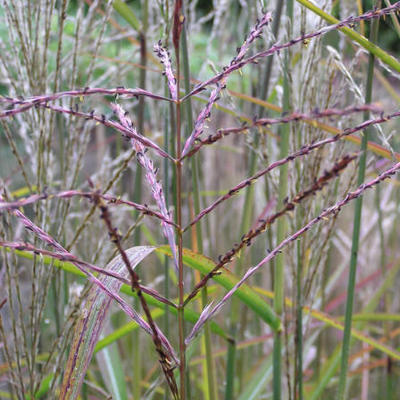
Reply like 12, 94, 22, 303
182, 11, 273, 157
154, 41, 178, 101
111, 103, 179, 273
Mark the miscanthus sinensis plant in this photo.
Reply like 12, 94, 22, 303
1, 0, 400, 399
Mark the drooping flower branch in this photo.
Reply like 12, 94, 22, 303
184, 154, 356, 306
186, 108, 400, 230
111, 103, 179, 273
182, 104, 382, 159
183, 2, 400, 100
186, 159, 400, 343
0, 190, 178, 228
0, 87, 172, 119
0, 240, 176, 308
181, 11, 273, 157
154, 41, 178, 101
92, 192, 179, 397
0, 194, 177, 355
34, 102, 173, 160
1, 240, 128, 284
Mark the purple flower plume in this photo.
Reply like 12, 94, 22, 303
233, 12, 272, 64
184, 3, 400, 101
181, 11, 272, 157
0, 194, 177, 361
185, 160, 400, 343
182, 82, 225, 157
111, 103, 179, 273
154, 41, 178, 101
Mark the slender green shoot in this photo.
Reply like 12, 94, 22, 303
273, 1, 293, 399
337, 5, 380, 398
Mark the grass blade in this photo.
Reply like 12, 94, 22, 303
60, 246, 154, 400
157, 246, 280, 331
96, 338, 128, 400
113, 0, 141, 32
296, 0, 400, 74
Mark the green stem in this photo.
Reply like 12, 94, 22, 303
223, 2, 285, 397
257, 0, 284, 114
174, 23, 186, 396
384, 0, 400, 38
376, 161, 392, 400
180, 12, 218, 400
273, 1, 293, 398
177, 107, 185, 400
295, 239, 303, 400
132, 3, 148, 398
337, 4, 380, 398
163, 82, 171, 400
113, 0, 141, 32
310, 257, 400, 399
224, 335, 236, 400
296, 0, 400, 74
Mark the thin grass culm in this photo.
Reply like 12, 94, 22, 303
1, 1, 400, 399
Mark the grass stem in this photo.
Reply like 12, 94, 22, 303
337, 3, 380, 398
273, 1, 293, 398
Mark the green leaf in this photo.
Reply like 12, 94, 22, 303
237, 356, 273, 400
94, 310, 164, 354
156, 246, 281, 332
9, 248, 229, 341
296, 0, 400, 74
60, 246, 155, 400
25, 373, 54, 399
113, 0, 141, 32
96, 336, 128, 400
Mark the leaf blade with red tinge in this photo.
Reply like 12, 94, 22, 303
60, 246, 155, 400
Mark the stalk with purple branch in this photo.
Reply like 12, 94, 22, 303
0, 190, 178, 228
0, 87, 172, 118
111, 103, 179, 273
183, 154, 357, 306
181, 11, 272, 157
92, 192, 180, 398
0, 2, 399, 398
185, 159, 400, 343
182, 2, 400, 101
182, 104, 382, 159
186, 108, 400, 230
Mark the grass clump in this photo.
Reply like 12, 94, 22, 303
1, 1, 400, 399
